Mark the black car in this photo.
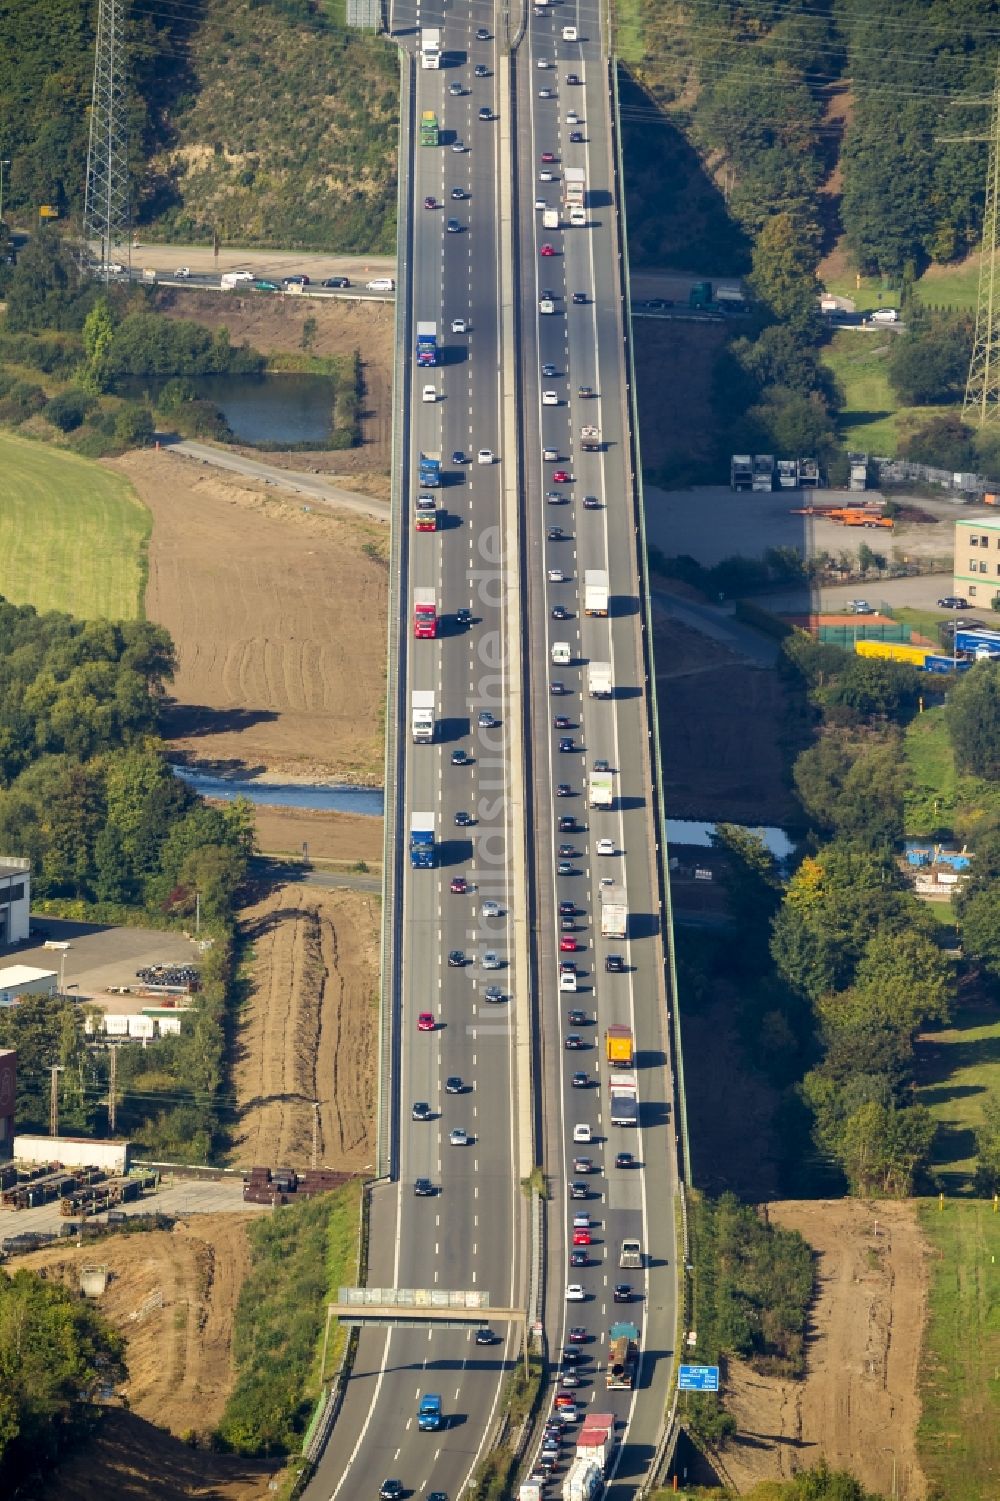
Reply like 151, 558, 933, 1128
571, 1070, 589, 1088
605, 954, 625, 973
567, 72, 580, 83
565, 1033, 583, 1049
475, 63, 490, 76
615, 1152, 635, 1169
568, 1009, 587, 1026
569, 1248, 587, 1267
478, 105, 493, 120
572, 290, 586, 303
411, 1101, 432, 1121
582, 495, 600, 509
445, 1076, 464, 1094
569, 130, 584, 143
457, 608, 473, 625
578, 384, 594, 397
452, 449, 467, 465
558, 816, 576, 832
476, 25, 490, 38
475, 1326, 496, 1344
558, 844, 576, 857
614, 1284, 632, 1303
414, 1177, 435, 1196
542, 362, 559, 377
562, 1347, 581, 1365
322, 275, 351, 288
938, 596, 969, 609
380, 1483, 403, 1501
551, 680, 568, 695
451, 748, 472, 765
552, 604, 571, 620
454, 810, 475, 827
556, 783, 572, 797
569, 1180, 588, 1198
547, 526, 565, 541
448, 949, 466, 967
593, 758, 610, 772
446, 217, 462, 233
558, 737, 574, 752
451, 187, 466, 200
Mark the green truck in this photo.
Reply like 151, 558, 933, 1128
420, 110, 439, 146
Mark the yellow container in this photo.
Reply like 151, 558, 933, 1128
855, 639, 930, 666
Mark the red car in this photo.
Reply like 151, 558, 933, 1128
417, 1012, 435, 1032
540, 243, 556, 256
572, 1228, 591, 1246
450, 876, 468, 894
423, 195, 437, 209
552, 469, 571, 483
541, 151, 556, 163
560, 936, 578, 952
554, 1392, 576, 1408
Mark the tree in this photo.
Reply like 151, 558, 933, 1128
793, 736, 904, 845
750, 212, 823, 338
113, 400, 154, 448
973, 1093, 1000, 1192
957, 888, 1000, 978
899, 415, 978, 473
746, 1458, 886, 1500
888, 319, 973, 405
819, 657, 920, 723
839, 1100, 935, 1197
82, 298, 115, 393
947, 662, 1000, 778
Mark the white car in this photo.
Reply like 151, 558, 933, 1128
477, 448, 494, 465
230, 270, 254, 282
566, 111, 579, 125
451, 139, 467, 153
449, 1128, 470, 1147
559, 970, 577, 991
542, 390, 559, 405
422, 385, 437, 403
537, 57, 553, 69
535, 198, 547, 210
539, 297, 555, 314
174, 266, 191, 278
562, 25, 578, 40
482, 951, 501, 970
596, 838, 615, 856
548, 568, 566, 582
451, 317, 467, 333
539, 169, 554, 182
481, 900, 502, 918
565, 1284, 585, 1301
572, 1123, 592, 1143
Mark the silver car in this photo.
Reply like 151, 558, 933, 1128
482, 951, 501, 969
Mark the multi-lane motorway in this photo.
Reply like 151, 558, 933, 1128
307, 2, 678, 1496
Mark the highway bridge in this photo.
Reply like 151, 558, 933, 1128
305, 0, 681, 1495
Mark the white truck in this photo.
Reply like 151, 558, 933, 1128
542, 207, 560, 230
562, 1456, 603, 1501
600, 882, 627, 939
576, 1413, 616, 1473
581, 423, 600, 451
584, 570, 608, 617
589, 772, 613, 809
563, 165, 586, 211
609, 1072, 638, 1127
411, 689, 435, 743
420, 26, 442, 66
588, 661, 612, 698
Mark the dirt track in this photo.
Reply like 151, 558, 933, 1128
725, 1199, 928, 1499
110, 450, 388, 784
232, 884, 380, 1171
253, 805, 383, 865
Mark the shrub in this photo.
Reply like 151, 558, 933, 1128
44, 388, 94, 433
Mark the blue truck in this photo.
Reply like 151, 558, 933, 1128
416, 321, 438, 366
955, 628, 1000, 658
419, 450, 442, 488
409, 812, 435, 869
418, 1393, 443, 1431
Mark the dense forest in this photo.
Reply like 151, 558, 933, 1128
0, 0, 399, 252
0, 598, 252, 1160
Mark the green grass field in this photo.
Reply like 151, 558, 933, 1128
917, 1200, 1000, 1500
915, 259, 982, 314
0, 433, 149, 620
822, 332, 956, 457
918, 1005, 1000, 1192
821, 270, 902, 314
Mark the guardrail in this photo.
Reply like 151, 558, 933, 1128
376, 49, 415, 1180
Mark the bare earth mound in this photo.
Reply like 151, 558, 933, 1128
253, 805, 383, 865
109, 450, 388, 784
19, 1216, 251, 1434
725, 1199, 928, 1499
233, 883, 380, 1171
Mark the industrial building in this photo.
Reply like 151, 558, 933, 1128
0, 859, 30, 946
953, 515, 1000, 607
0, 966, 57, 1007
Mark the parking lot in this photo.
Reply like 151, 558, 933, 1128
641, 483, 967, 575
8, 917, 204, 1011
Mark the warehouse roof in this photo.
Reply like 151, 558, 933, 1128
0, 966, 57, 989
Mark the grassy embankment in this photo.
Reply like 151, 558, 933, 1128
218, 1180, 362, 1459
820, 331, 954, 458
917, 1201, 1000, 1500
0, 433, 149, 618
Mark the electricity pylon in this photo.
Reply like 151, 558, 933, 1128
83, 0, 131, 279
964, 63, 1000, 424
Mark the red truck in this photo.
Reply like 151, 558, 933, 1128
414, 587, 437, 638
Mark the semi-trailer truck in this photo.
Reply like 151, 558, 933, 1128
600, 884, 627, 940
409, 813, 434, 869
413, 588, 437, 639
416, 321, 438, 366
411, 690, 435, 743
562, 1457, 602, 1501
588, 772, 613, 809
584, 570, 608, 616
587, 661, 612, 698
605, 1023, 633, 1066
419, 451, 442, 487
575, 1413, 615, 1473
609, 1072, 638, 1126
418, 1393, 443, 1430
563, 165, 585, 210
420, 28, 441, 67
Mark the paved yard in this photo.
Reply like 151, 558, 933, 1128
9, 917, 204, 1010
0, 1175, 266, 1250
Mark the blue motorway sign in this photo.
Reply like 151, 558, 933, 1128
678, 1364, 720, 1392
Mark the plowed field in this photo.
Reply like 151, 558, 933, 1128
232, 883, 380, 1170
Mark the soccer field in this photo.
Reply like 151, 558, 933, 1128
0, 433, 150, 619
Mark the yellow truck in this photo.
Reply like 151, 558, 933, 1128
605, 1024, 633, 1068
